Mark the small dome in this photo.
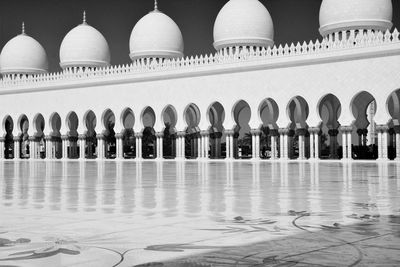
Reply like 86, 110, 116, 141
213, 0, 274, 51
319, 0, 393, 36
0, 27, 48, 75
129, 9, 184, 60
60, 14, 110, 69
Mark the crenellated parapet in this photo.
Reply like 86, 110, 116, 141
0, 28, 399, 91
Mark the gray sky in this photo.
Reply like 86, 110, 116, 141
1, 0, 399, 72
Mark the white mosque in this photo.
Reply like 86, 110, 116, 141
0, 0, 399, 162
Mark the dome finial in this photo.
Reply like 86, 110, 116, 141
154, 0, 158, 11
21, 22, 26, 35
83, 10, 87, 24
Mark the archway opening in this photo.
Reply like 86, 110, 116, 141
233, 100, 251, 159
49, 112, 62, 159
162, 105, 177, 159
259, 98, 279, 159
84, 110, 97, 159
33, 113, 45, 159
3, 116, 14, 159
184, 103, 201, 159
141, 106, 156, 159
207, 101, 225, 159
18, 115, 29, 158
386, 89, 400, 160
102, 109, 116, 159
66, 111, 79, 159
121, 108, 136, 159
318, 94, 342, 159
287, 96, 309, 159
351, 91, 377, 159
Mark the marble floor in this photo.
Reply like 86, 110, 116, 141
0, 160, 399, 266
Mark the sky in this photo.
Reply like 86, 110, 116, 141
1, 0, 399, 72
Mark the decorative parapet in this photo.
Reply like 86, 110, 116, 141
0, 29, 399, 90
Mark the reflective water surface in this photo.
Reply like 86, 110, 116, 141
0, 161, 400, 266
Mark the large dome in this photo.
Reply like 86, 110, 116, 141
60, 15, 110, 69
0, 29, 48, 75
213, 0, 274, 51
319, 0, 393, 36
129, 9, 184, 60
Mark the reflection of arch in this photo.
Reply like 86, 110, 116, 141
351, 91, 375, 129
49, 112, 62, 136
259, 98, 279, 129
207, 101, 225, 159
33, 113, 45, 136
318, 94, 342, 159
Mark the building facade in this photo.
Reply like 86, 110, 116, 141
0, 0, 400, 161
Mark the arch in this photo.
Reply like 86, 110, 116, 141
162, 105, 178, 129
120, 108, 136, 159
184, 103, 201, 159
17, 114, 30, 158
101, 109, 116, 159
162, 105, 178, 159
350, 91, 377, 160
317, 94, 342, 159
101, 109, 116, 133
66, 111, 79, 134
17, 114, 29, 135
83, 110, 97, 159
387, 89, 400, 126
49, 112, 62, 136
83, 110, 97, 135
33, 113, 45, 136
232, 100, 252, 159
287, 96, 309, 129
259, 98, 279, 129
141, 106, 156, 159
2, 115, 14, 159
207, 101, 225, 159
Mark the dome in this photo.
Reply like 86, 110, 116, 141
129, 9, 184, 60
60, 15, 110, 69
319, 0, 393, 36
0, 28, 48, 75
213, 0, 274, 51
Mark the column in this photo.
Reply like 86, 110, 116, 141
62, 135, 68, 159
197, 133, 202, 159
250, 129, 260, 159
341, 127, 348, 159
13, 137, 20, 159
44, 136, 52, 159
271, 134, 277, 160
309, 128, 315, 159
347, 128, 353, 160
328, 129, 339, 159
29, 137, 37, 159
287, 130, 295, 159
116, 133, 124, 159
396, 131, 400, 161
135, 133, 143, 160
96, 134, 105, 160
0, 138, 4, 159
377, 125, 389, 160
155, 132, 164, 159
278, 129, 285, 159
78, 135, 86, 160
70, 137, 78, 159
176, 131, 185, 159
200, 131, 209, 159
225, 130, 234, 160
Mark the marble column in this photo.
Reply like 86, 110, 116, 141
96, 134, 105, 160
396, 131, 400, 161
308, 127, 318, 160
0, 137, 4, 159
278, 129, 285, 159
269, 129, 278, 160
116, 133, 124, 159
29, 136, 38, 159
296, 129, 307, 160
155, 132, 164, 159
61, 135, 68, 159
251, 129, 261, 159
200, 131, 209, 159
78, 135, 86, 160
225, 130, 234, 160
177, 131, 185, 159
376, 125, 389, 160
328, 129, 339, 159
44, 136, 52, 159
13, 137, 20, 159
135, 133, 143, 160
340, 127, 348, 160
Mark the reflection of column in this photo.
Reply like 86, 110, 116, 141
96, 134, 105, 160
135, 133, 143, 160
13, 137, 20, 159
116, 133, 124, 159
78, 135, 86, 159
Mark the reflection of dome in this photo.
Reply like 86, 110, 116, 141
319, 0, 393, 36
213, 0, 274, 51
129, 8, 184, 60
60, 13, 110, 69
0, 25, 48, 75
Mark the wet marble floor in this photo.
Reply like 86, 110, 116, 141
0, 160, 399, 266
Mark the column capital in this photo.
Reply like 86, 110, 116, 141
394, 125, 400, 134
0, 137, 5, 142
339, 126, 353, 133
44, 135, 53, 141
61, 135, 69, 140
308, 127, 320, 134
177, 131, 186, 137
278, 128, 288, 135
155, 132, 164, 138
135, 132, 143, 138
115, 133, 124, 139
250, 129, 261, 135
376, 125, 389, 133
96, 134, 105, 140
28, 136, 37, 142
200, 130, 209, 136
225, 129, 235, 136
78, 134, 86, 140
13, 136, 21, 142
